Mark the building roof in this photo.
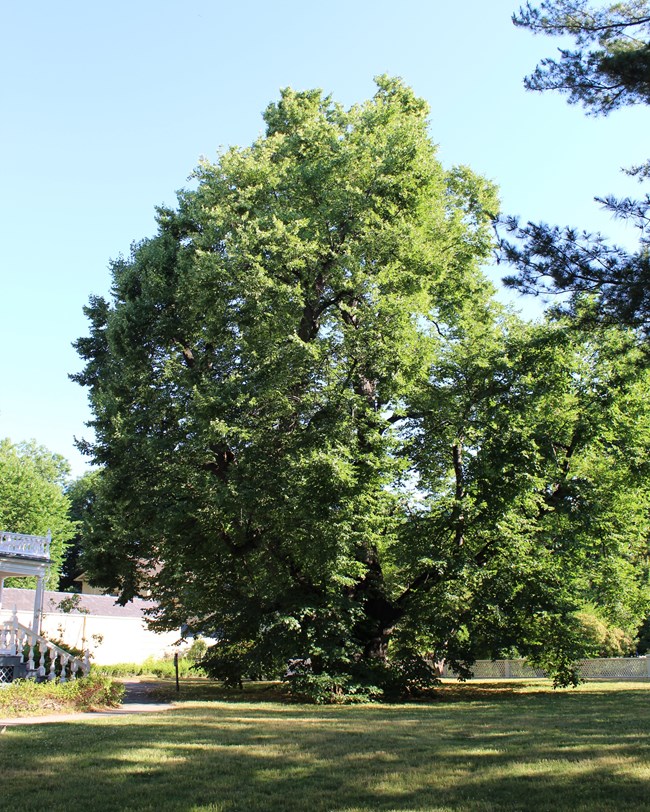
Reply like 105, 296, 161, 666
1, 587, 159, 619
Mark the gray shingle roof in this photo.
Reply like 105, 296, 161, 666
1, 587, 157, 619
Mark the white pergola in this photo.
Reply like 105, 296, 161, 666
0, 530, 91, 683
0, 530, 51, 634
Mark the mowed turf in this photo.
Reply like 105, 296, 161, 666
2, 681, 649, 812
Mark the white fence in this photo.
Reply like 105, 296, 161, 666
441, 657, 650, 680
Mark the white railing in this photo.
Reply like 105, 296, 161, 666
0, 530, 51, 560
0, 611, 90, 682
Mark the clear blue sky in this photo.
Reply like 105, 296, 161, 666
1, 0, 647, 478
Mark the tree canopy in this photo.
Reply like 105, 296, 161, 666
75, 78, 650, 696
0, 439, 76, 587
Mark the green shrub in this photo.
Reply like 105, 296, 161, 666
373, 655, 441, 698
283, 656, 439, 704
285, 670, 381, 704
95, 654, 205, 679
94, 662, 147, 677
0, 673, 124, 717
72, 673, 124, 710
200, 640, 263, 688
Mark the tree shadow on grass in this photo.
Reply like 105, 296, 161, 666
3, 690, 650, 812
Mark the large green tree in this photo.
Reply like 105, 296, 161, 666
0, 439, 76, 587
501, 2, 650, 338
75, 78, 649, 694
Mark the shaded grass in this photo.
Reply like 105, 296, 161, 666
2, 682, 649, 811
144, 677, 286, 704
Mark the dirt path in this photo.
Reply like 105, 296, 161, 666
121, 679, 171, 703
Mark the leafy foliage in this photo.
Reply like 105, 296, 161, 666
399, 310, 650, 681
575, 607, 635, 655
201, 640, 266, 688
284, 668, 383, 704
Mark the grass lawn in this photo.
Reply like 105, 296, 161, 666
2, 680, 649, 812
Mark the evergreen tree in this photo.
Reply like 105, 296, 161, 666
513, 1, 650, 114
502, 2, 650, 339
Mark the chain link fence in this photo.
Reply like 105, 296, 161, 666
440, 656, 650, 680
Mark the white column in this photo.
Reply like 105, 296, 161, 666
32, 574, 45, 635
11, 608, 19, 655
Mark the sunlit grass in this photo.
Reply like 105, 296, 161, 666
3, 681, 649, 811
